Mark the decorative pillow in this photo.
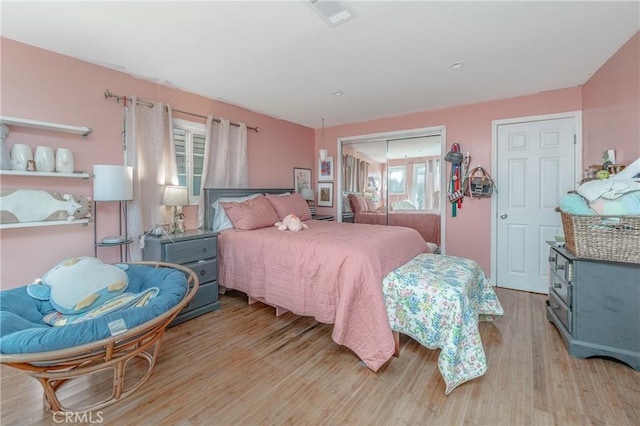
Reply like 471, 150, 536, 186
35, 257, 129, 315
342, 194, 353, 213
558, 193, 594, 215
265, 193, 312, 221
365, 199, 377, 211
211, 193, 261, 232
220, 195, 280, 230
42, 287, 159, 326
348, 194, 368, 213
589, 191, 640, 215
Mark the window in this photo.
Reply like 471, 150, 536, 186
388, 165, 406, 194
412, 163, 426, 209
173, 119, 206, 205
410, 158, 440, 210
412, 157, 440, 210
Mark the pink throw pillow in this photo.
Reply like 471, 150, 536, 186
265, 193, 312, 221
348, 194, 368, 213
365, 199, 377, 212
220, 195, 280, 230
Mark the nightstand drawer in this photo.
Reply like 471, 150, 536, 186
549, 248, 572, 282
549, 270, 572, 307
182, 281, 218, 313
164, 237, 217, 264
183, 258, 217, 284
549, 290, 572, 333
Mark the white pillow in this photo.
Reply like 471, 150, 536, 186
211, 193, 261, 232
342, 194, 353, 213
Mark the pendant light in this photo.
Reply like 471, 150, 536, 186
319, 118, 328, 161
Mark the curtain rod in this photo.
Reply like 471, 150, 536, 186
104, 89, 259, 132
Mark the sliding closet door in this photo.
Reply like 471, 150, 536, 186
385, 136, 443, 247
385, 136, 441, 213
341, 140, 387, 222
340, 131, 443, 250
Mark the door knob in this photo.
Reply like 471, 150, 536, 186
500, 214, 507, 219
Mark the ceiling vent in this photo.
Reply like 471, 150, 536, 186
308, 0, 357, 26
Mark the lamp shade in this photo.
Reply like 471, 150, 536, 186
301, 188, 314, 201
93, 165, 133, 201
162, 186, 189, 206
319, 149, 328, 161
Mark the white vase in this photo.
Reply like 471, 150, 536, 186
55, 148, 75, 173
0, 139, 11, 170
34, 146, 55, 172
10, 143, 33, 171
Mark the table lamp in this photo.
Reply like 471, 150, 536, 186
162, 185, 189, 233
93, 165, 134, 261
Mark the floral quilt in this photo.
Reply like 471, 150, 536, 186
383, 253, 504, 394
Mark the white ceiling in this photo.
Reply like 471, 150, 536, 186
1, 1, 638, 129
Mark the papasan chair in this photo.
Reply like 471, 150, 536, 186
0, 260, 198, 413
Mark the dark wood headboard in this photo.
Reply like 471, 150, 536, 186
203, 187, 293, 230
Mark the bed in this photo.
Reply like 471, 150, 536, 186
355, 210, 441, 246
346, 193, 441, 245
204, 188, 502, 393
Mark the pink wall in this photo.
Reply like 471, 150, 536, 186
0, 38, 313, 289
1, 32, 637, 288
314, 88, 583, 272
582, 32, 640, 167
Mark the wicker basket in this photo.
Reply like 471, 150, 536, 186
560, 211, 640, 264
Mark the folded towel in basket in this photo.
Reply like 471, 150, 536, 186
578, 179, 640, 203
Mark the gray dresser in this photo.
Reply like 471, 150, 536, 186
547, 243, 639, 370
143, 229, 220, 326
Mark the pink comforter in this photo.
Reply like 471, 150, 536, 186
356, 210, 441, 245
218, 220, 427, 371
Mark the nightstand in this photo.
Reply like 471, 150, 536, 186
342, 213, 355, 223
546, 243, 639, 370
143, 229, 220, 326
312, 215, 334, 221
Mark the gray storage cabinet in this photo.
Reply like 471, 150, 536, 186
143, 229, 220, 326
547, 243, 640, 370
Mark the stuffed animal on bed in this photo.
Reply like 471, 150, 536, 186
27, 257, 129, 315
275, 213, 309, 232
0, 189, 91, 224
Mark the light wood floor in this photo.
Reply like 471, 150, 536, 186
1, 288, 638, 425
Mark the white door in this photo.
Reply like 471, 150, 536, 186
495, 117, 577, 293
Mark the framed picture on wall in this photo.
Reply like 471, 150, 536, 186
293, 167, 312, 193
317, 182, 333, 207
318, 156, 334, 181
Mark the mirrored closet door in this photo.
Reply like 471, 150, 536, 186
340, 132, 443, 250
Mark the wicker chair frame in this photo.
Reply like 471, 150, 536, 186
0, 261, 199, 413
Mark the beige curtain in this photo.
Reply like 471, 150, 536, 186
357, 159, 369, 193
125, 98, 177, 260
197, 117, 248, 228
343, 154, 369, 193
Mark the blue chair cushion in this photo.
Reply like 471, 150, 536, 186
0, 265, 188, 354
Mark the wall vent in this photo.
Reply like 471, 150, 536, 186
308, 0, 357, 26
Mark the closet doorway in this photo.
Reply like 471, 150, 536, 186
337, 126, 446, 253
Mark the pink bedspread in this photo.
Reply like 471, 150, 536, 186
218, 220, 427, 371
355, 210, 441, 245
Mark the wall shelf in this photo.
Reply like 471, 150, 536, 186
0, 219, 90, 229
0, 116, 93, 137
0, 170, 90, 179
0, 116, 93, 231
